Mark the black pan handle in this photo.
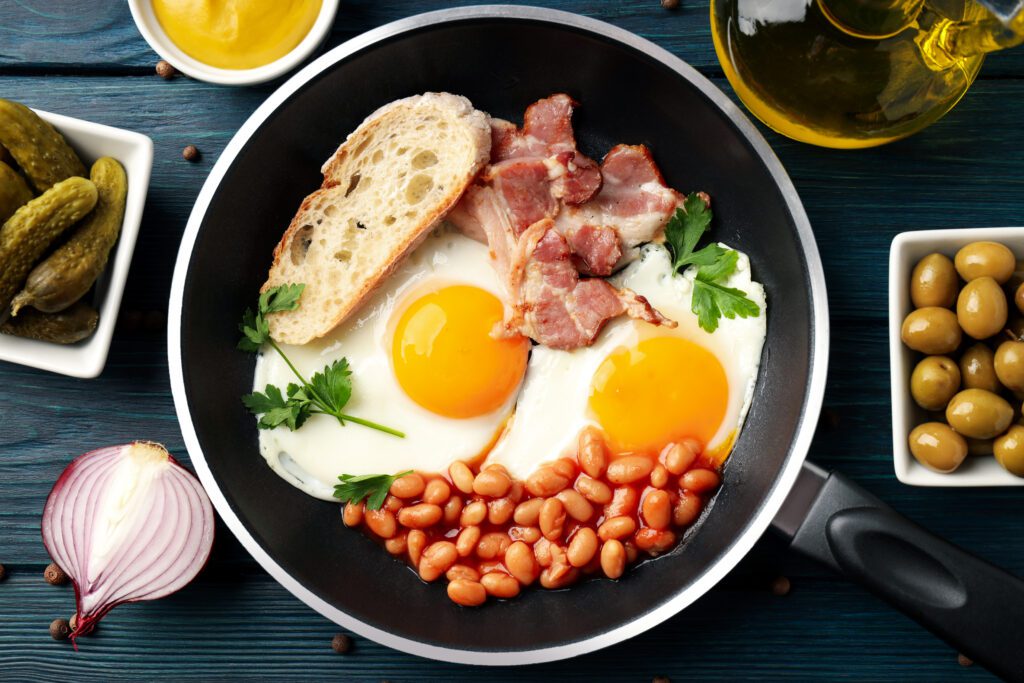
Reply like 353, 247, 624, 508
772, 462, 1024, 682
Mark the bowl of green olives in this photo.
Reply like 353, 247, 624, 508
891, 229, 1024, 485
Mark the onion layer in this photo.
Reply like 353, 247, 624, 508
41, 441, 215, 642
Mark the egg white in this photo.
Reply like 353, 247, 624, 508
255, 228, 519, 501
486, 243, 767, 479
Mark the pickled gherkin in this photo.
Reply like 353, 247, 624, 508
0, 160, 32, 224
0, 99, 86, 192
0, 300, 97, 344
0, 176, 97, 319
12, 157, 127, 315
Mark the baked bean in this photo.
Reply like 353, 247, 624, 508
555, 489, 594, 522
478, 560, 505, 575
552, 457, 577, 480
460, 500, 487, 526
576, 475, 613, 504
419, 541, 458, 582
604, 486, 639, 518
635, 528, 677, 553
509, 525, 542, 544
681, 468, 720, 493
447, 579, 487, 607
540, 498, 566, 540
673, 492, 703, 527
443, 496, 463, 525
506, 541, 539, 585
534, 537, 553, 567
650, 465, 669, 489
624, 541, 639, 563
384, 531, 408, 555
407, 530, 427, 567
342, 501, 364, 527
578, 426, 608, 478
449, 461, 475, 494
567, 527, 599, 567
446, 564, 480, 582
364, 509, 397, 539
549, 544, 570, 573
642, 490, 671, 530
488, 497, 515, 525
476, 532, 511, 560
526, 466, 570, 497
481, 572, 521, 598
473, 468, 512, 498
598, 515, 637, 541
513, 498, 544, 526
456, 526, 481, 557
600, 540, 626, 579
423, 478, 451, 505
383, 495, 403, 513
389, 472, 425, 499
398, 503, 443, 529
540, 566, 579, 589
606, 455, 655, 484
662, 440, 699, 475
507, 480, 525, 504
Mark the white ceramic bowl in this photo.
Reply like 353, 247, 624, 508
889, 227, 1024, 486
127, 0, 339, 86
0, 109, 152, 379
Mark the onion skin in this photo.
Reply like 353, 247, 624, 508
40, 441, 215, 643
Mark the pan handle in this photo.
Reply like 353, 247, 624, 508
773, 462, 1024, 682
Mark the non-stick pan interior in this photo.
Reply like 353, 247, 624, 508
178, 16, 815, 652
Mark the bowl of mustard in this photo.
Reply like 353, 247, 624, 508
128, 0, 338, 86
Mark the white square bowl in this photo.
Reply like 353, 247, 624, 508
890, 227, 1024, 486
0, 109, 152, 378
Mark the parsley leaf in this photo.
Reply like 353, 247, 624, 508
334, 471, 413, 510
663, 193, 761, 333
238, 285, 404, 438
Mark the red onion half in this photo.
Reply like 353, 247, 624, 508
41, 441, 215, 642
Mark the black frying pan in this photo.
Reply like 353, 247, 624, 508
167, 6, 1024, 678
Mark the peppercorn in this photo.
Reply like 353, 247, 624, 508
182, 145, 201, 162
44, 562, 68, 586
770, 575, 791, 596
49, 618, 70, 640
958, 653, 973, 667
331, 633, 352, 653
661, 0, 681, 9
156, 60, 176, 80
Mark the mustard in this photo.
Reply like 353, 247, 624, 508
152, 0, 323, 70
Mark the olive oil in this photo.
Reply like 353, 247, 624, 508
711, 0, 1023, 148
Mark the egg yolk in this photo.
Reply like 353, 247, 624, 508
588, 336, 728, 454
393, 285, 529, 419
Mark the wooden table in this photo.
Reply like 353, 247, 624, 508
1, 2, 1022, 680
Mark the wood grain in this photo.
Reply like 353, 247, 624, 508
0, 1, 1021, 680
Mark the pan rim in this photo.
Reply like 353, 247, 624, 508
167, 4, 830, 666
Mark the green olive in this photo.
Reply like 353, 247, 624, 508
908, 422, 968, 473
910, 356, 960, 410
994, 425, 1024, 476
1015, 282, 1024, 315
945, 388, 1014, 439
966, 437, 994, 456
955, 241, 1016, 283
959, 343, 1002, 393
994, 340, 1024, 392
956, 277, 1008, 339
910, 253, 958, 308
901, 307, 962, 354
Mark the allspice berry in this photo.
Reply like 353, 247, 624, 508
69, 613, 78, 631
770, 575, 791, 596
958, 653, 973, 667
183, 145, 200, 162
49, 618, 70, 640
156, 60, 176, 79
331, 633, 352, 654
661, 0, 681, 8
653, 677, 672, 683
44, 562, 68, 586
0, 563, 6, 581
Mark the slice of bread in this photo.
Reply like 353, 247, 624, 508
263, 92, 491, 345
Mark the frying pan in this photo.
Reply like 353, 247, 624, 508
167, 6, 1024, 678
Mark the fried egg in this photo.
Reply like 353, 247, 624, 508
486, 243, 767, 479
256, 227, 529, 500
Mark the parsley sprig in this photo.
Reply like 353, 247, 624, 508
665, 194, 761, 333
333, 471, 413, 510
238, 284, 404, 437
